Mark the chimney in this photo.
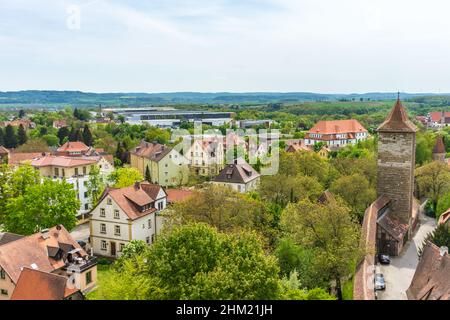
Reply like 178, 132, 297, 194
440, 246, 448, 257
41, 228, 50, 240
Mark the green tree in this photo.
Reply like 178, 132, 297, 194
281, 198, 363, 300
42, 134, 59, 147
280, 271, 336, 300
436, 193, 450, 220
87, 165, 105, 208
0, 127, 4, 146
9, 164, 40, 198
146, 224, 281, 299
57, 126, 70, 144
0, 164, 12, 222
15, 138, 51, 153
17, 124, 27, 145
83, 124, 93, 146
330, 173, 376, 221
145, 164, 151, 182
4, 178, 79, 235
109, 167, 143, 188
4, 124, 17, 149
145, 127, 170, 145
419, 224, 450, 257
415, 161, 450, 213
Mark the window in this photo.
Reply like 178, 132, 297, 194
54, 168, 59, 176
107, 198, 112, 205
83, 181, 88, 187
84, 192, 88, 198
84, 203, 89, 210
158, 202, 164, 211
148, 219, 152, 229
100, 208, 105, 217
120, 243, 125, 252
114, 225, 121, 236
86, 271, 92, 284
62, 169, 65, 177
1, 289, 8, 296
146, 237, 150, 244
101, 241, 107, 251
165, 164, 168, 167
75, 168, 79, 176
100, 223, 106, 234
0, 268, 5, 280
83, 167, 87, 175
151, 234, 155, 243
114, 210, 120, 219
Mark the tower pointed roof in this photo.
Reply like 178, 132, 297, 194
377, 98, 418, 133
433, 135, 446, 154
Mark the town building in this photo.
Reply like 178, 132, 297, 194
130, 140, 189, 187
425, 111, 450, 128
375, 97, 420, 256
0, 225, 97, 300
432, 135, 446, 162
103, 107, 235, 127
212, 158, 260, 193
304, 119, 368, 148
185, 136, 225, 176
11, 268, 84, 300
237, 119, 274, 129
53, 120, 68, 129
89, 182, 167, 258
406, 242, 450, 300
31, 154, 114, 220
285, 139, 311, 153
0, 119, 36, 129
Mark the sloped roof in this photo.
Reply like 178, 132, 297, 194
8, 152, 48, 166
57, 141, 89, 153
308, 119, 367, 135
0, 232, 24, 246
131, 140, 172, 162
11, 268, 80, 300
166, 189, 194, 204
31, 155, 98, 168
377, 211, 409, 241
429, 112, 450, 122
0, 225, 86, 284
433, 136, 446, 154
214, 160, 260, 184
378, 99, 418, 133
407, 242, 450, 300
102, 182, 166, 220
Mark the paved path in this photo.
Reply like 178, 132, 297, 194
378, 213, 436, 300
70, 222, 90, 242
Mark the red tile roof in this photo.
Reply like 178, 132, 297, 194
429, 112, 450, 122
378, 99, 418, 133
0, 225, 87, 284
308, 119, 367, 135
57, 141, 89, 153
131, 140, 172, 162
11, 268, 80, 300
8, 152, 48, 165
433, 136, 446, 154
31, 155, 98, 168
166, 189, 194, 204
100, 182, 166, 220
407, 242, 450, 300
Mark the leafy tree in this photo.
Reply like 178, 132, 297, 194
4, 178, 79, 235
0, 127, 4, 146
18, 109, 25, 119
82, 124, 93, 146
108, 167, 143, 188
87, 165, 105, 208
330, 173, 376, 221
416, 131, 435, 165
281, 198, 363, 300
57, 126, 70, 144
115, 141, 129, 165
280, 271, 336, 300
415, 161, 450, 213
145, 127, 170, 145
145, 164, 151, 182
146, 223, 281, 299
115, 240, 150, 272
0, 165, 12, 222
42, 134, 59, 147
4, 125, 17, 149
170, 185, 275, 242
17, 124, 27, 145
436, 193, 450, 220
9, 164, 40, 198
419, 224, 450, 257
14, 138, 51, 153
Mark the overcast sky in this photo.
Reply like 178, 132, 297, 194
1, 0, 450, 93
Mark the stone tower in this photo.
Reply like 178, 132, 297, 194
377, 97, 418, 225
432, 135, 446, 162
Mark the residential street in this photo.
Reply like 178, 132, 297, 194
377, 213, 437, 300
70, 222, 90, 243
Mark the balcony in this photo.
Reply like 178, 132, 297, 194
65, 257, 98, 273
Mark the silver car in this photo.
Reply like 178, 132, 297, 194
375, 273, 386, 290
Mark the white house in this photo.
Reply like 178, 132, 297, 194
212, 158, 260, 193
89, 181, 167, 258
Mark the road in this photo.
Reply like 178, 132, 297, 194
70, 222, 90, 243
377, 213, 436, 300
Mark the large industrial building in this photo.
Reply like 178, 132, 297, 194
103, 107, 235, 127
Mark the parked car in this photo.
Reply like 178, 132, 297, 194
375, 273, 386, 290
378, 254, 391, 265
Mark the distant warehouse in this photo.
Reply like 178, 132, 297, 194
103, 107, 235, 127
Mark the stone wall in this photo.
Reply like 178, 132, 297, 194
377, 132, 415, 225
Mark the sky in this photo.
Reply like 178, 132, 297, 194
2, 0, 450, 93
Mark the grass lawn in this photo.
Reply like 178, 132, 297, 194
86, 264, 114, 300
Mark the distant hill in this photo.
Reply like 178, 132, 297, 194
0, 90, 447, 108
